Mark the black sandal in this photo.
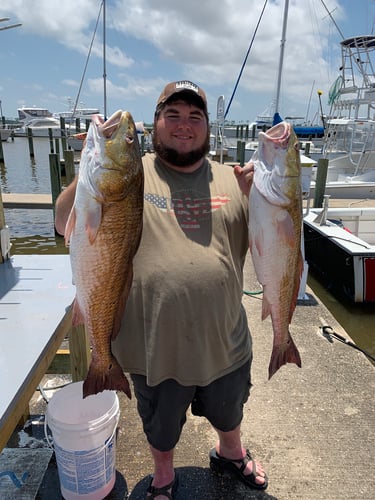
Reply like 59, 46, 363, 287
209, 448, 268, 490
146, 473, 178, 499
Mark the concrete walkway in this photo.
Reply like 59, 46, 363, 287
10, 257, 375, 499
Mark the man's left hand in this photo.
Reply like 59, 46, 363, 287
233, 162, 254, 197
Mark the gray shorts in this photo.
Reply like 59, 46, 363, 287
130, 358, 252, 451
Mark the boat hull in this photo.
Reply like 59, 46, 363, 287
303, 208, 375, 303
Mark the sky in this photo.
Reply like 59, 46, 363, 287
1, 0, 374, 126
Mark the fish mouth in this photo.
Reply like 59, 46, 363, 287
260, 121, 290, 147
100, 110, 136, 143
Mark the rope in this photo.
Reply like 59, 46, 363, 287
224, 0, 268, 119
71, 1, 104, 120
320, 325, 375, 362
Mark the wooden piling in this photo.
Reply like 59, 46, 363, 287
236, 140, 245, 166
54, 138, 60, 157
27, 128, 34, 157
60, 117, 68, 151
0, 138, 4, 163
49, 153, 62, 209
0, 188, 7, 263
313, 158, 329, 208
48, 128, 54, 153
63, 149, 75, 184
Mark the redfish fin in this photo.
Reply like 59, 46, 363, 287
261, 293, 271, 320
85, 202, 102, 244
64, 207, 76, 246
268, 333, 302, 379
72, 297, 85, 326
277, 213, 296, 248
83, 356, 132, 399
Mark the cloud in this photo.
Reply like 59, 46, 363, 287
0, 0, 351, 120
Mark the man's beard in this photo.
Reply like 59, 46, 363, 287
153, 130, 210, 168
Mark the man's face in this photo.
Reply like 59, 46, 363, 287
153, 100, 210, 169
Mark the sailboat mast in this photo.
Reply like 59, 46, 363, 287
274, 0, 289, 117
103, 0, 107, 119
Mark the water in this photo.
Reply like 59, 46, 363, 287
1, 137, 374, 360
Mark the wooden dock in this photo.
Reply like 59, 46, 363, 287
2, 193, 53, 209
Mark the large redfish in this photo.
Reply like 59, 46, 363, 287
65, 110, 144, 398
248, 121, 302, 379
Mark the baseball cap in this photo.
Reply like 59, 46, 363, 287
156, 80, 208, 115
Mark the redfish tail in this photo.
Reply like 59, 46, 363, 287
83, 357, 132, 399
268, 333, 302, 379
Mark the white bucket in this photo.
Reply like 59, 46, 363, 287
46, 381, 120, 500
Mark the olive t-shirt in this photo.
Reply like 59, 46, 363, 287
112, 153, 251, 386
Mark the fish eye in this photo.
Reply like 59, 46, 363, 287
125, 134, 134, 144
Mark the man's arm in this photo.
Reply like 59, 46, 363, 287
54, 176, 78, 235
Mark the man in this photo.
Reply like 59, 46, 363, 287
55, 80, 267, 499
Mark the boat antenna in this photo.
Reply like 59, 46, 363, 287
71, 1, 103, 121
224, 0, 268, 119
319, 0, 345, 41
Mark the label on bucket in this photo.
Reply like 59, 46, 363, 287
55, 433, 116, 495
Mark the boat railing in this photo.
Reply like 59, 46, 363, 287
323, 119, 375, 174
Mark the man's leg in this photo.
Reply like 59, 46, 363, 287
147, 446, 175, 498
214, 424, 267, 488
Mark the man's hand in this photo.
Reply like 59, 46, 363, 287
233, 162, 254, 197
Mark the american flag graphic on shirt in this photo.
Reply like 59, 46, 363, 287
145, 192, 231, 230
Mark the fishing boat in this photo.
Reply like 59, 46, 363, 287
303, 197, 375, 303
308, 35, 375, 198
13, 116, 64, 138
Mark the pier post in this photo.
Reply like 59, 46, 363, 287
314, 158, 329, 207
49, 153, 61, 210
48, 128, 54, 153
27, 128, 34, 158
63, 150, 75, 185
0, 188, 11, 262
236, 140, 245, 166
60, 117, 67, 151
0, 138, 4, 163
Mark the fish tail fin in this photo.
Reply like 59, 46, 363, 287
268, 332, 302, 379
83, 356, 132, 399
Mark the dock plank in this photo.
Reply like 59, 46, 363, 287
0, 255, 75, 451
2, 193, 53, 209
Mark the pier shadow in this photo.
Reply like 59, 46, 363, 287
0, 259, 21, 300
129, 466, 277, 500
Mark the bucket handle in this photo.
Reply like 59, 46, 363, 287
44, 412, 120, 451
44, 416, 54, 449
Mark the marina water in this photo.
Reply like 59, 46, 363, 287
1, 136, 374, 361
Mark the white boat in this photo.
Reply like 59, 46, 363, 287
303, 198, 375, 303
309, 35, 375, 198
13, 116, 64, 138
0, 128, 12, 141
17, 106, 53, 122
